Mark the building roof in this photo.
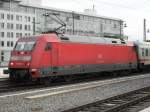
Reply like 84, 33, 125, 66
0, 0, 20, 2
20, 3, 123, 21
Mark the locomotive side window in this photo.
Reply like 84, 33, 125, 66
142, 48, 145, 56
45, 42, 51, 51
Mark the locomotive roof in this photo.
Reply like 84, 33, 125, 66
17, 36, 40, 42
18, 33, 132, 46
58, 34, 129, 45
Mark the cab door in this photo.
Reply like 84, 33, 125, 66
44, 42, 52, 67
40, 42, 52, 76
51, 43, 59, 74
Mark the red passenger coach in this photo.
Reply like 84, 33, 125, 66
5, 33, 138, 80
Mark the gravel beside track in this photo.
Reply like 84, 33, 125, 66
63, 87, 150, 112
0, 74, 150, 112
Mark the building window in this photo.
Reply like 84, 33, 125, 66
16, 24, 22, 30
114, 24, 117, 28
28, 25, 30, 31
11, 32, 14, 38
11, 15, 13, 20
11, 41, 14, 47
20, 16, 22, 21
7, 41, 10, 47
16, 33, 19, 38
16, 24, 19, 30
25, 16, 31, 22
7, 23, 13, 29
20, 24, 22, 30
1, 51, 4, 55
1, 56, 4, 61
7, 32, 13, 38
25, 16, 28, 22
0, 32, 4, 37
16, 15, 19, 21
25, 25, 28, 30
7, 32, 11, 38
11, 24, 13, 29
0, 23, 4, 29
16, 33, 22, 38
1, 41, 4, 47
23, 25, 31, 31
16, 15, 22, 21
28, 17, 30, 22
25, 33, 28, 36
7, 23, 11, 29
0, 13, 4, 19
7, 14, 10, 20
1, 50, 4, 61
20, 33, 22, 37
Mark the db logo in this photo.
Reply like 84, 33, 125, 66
98, 54, 103, 59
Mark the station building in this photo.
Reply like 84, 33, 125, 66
0, 0, 123, 66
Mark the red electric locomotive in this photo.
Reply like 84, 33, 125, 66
4, 33, 138, 80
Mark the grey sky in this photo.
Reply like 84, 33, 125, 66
42, 0, 150, 41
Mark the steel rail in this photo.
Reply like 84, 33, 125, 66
62, 87, 150, 112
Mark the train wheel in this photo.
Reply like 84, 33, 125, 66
64, 75, 74, 82
9, 72, 17, 81
138, 63, 144, 72
39, 77, 52, 85
9, 74, 15, 80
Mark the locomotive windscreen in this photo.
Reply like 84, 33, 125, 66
15, 42, 36, 51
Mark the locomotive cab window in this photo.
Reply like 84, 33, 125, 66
45, 42, 51, 51
14, 41, 36, 51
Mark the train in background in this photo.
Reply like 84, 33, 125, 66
3, 32, 150, 81
137, 42, 150, 66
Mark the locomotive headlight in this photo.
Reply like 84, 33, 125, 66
31, 69, 37, 72
10, 62, 14, 66
26, 62, 30, 66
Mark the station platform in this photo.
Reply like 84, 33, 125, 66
140, 107, 150, 112
0, 68, 9, 78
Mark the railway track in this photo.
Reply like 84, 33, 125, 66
0, 68, 150, 94
63, 87, 150, 112
0, 81, 42, 93
0, 72, 135, 94
0, 78, 9, 82
0, 70, 148, 94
